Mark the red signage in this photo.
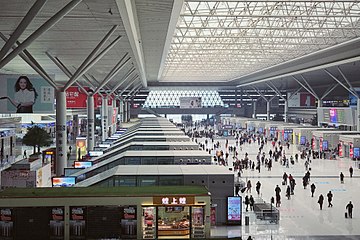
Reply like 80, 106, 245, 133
319, 137, 323, 152
339, 141, 343, 157
350, 142, 354, 158
66, 87, 88, 108
66, 87, 114, 109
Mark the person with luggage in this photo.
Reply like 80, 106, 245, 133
340, 172, 345, 184
310, 183, 316, 197
327, 191, 333, 207
349, 166, 354, 178
282, 172, 288, 185
318, 194, 324, 210
290, 178, 296, 195
346, 201, 354, 218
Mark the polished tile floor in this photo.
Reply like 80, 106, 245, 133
198, 136, 360, 239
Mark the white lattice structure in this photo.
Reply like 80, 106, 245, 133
143, 90, 224, 108
161, 1, 360, 82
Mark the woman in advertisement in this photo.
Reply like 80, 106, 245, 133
0, 76, 37, 113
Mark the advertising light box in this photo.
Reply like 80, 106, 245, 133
227, 196, 242, 225
52, 177, 76, 187
88, 151, 104, 157
74, 161, 92, 169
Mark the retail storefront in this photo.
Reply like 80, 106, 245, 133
142, 196, 207, 239
0, 186, 211, 239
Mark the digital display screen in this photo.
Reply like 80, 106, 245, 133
52, 177, 76, 187
354, 148, 360, 158
330, 108, 337, 123
322, 140, 329, 151
300, 136, 306, 145
227, 196, 241, 224
74, 161, 93, 168
88, 151, 103, 157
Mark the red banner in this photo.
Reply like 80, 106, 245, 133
66, 87, 114, 109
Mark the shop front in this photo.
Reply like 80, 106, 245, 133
142, 196, 208, 239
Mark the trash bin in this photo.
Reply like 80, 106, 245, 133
245, 216, 249, 226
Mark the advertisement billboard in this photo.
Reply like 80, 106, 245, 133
287, 92, 315, 108
179, 97, 202, 108
74, 161, 92, 168
0, 74, 54, 113
76, 137, 87, 161
227, 196, 242, 225
52, 177, 76, 187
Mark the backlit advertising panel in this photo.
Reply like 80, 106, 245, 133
0, 74, 54, 113
227, 196, 242, 225
52, 177, 76, 187
74, 161, 92, 168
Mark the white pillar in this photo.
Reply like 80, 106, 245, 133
72, 114, 78, 139
127, 100, 131, 122
124, 100, 128, 123
357, 98, 360, 131
112, 98, 116, 134
317, 99, 322, 127
55, 90, 67, 176
119, 99, 124, 126
87, 94, 95, 151
252, 101, 256, 119
266, 101, 270, 121
101, 96, 108, 141
284, 100, 288, 123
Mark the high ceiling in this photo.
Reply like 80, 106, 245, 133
1, 0, 360, 94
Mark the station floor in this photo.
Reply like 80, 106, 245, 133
197, 136, 360, 240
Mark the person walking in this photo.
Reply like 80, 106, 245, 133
318, 194, 324, 210
286, 185, 291, 200
23, 150, 27, 159
244, 195, 250, 212
327, 191, 333, 207
256, 181, 261, 195
246, 180, 252, 193
249, 195, 255, 211
349, 166, 354, 178
346, 201, 354, 218
310, 183, 316, 197
340, 172, 344, 184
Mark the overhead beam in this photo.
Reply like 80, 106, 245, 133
0, 0, 47, 61
109, 68, 136, 95
324, 69, 359, 98
0, 32, 57, 89
64, 25, 119, 90
0, 0, 82, 69
116, 0, 147, 87
94, 53, 130, 93
157, 0, 184, 80
292, 76, 319, 99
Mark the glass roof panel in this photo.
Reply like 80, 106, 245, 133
161, 1, 360, 82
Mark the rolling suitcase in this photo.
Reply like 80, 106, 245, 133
345, 212, 348, 218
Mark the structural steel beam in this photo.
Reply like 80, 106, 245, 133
0, 0, 82, 69
0, 0, 47, 61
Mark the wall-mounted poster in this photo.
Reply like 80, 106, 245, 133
227, 196, 241, 225
0, 75, 54, 113
179, 97, 202, 108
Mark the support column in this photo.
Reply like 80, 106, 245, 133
252, 101, 256, 119
72, 114, 78, 140
266, 101, 270, 121
123, 100, 128, 123
119, 99, 124, 126
127, 101, 131, 122
234, 89, 238, 108
357, 98, 360, 131
55, 90, 67, 176
101, 96, 108, 141
284, 100, 288, 123
87, 94, 95, 151
317, 99, 323, 127
112, 97, 116, 134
